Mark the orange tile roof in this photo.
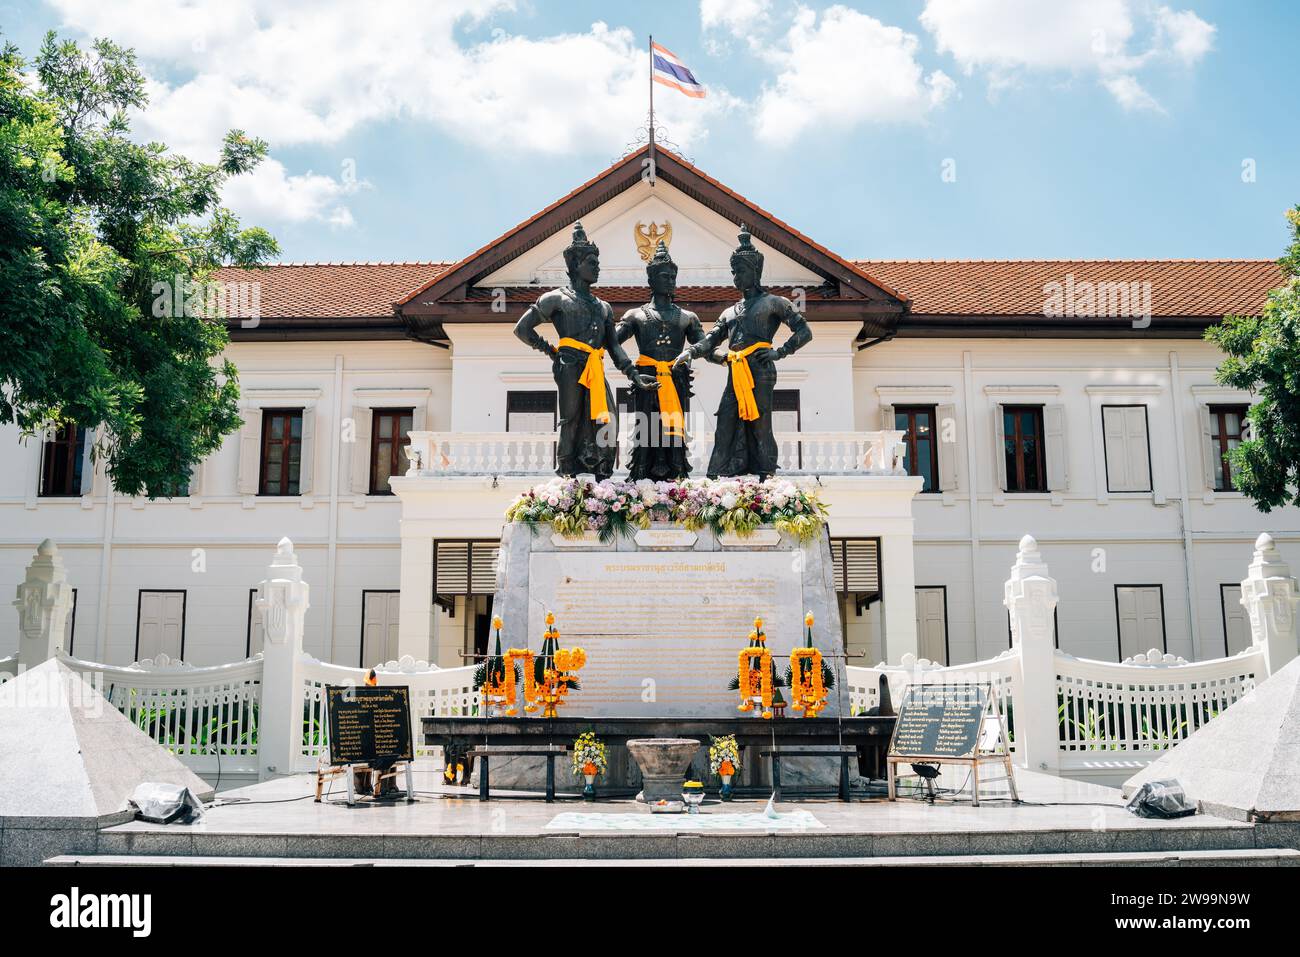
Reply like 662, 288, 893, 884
212, 262, 450, 319
857, 259, 1282, 317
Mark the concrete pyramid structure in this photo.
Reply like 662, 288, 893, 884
0, 658, 213, 822
1122, 656, 1300, 822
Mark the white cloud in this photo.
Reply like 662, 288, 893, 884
45, 0, 735, 226
701, 0, 772, 37
754, 5, 954, 146
919, 0, 1214, 112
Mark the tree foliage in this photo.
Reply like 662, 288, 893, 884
1206, 206, 1300, 512
0, 32, 277, 497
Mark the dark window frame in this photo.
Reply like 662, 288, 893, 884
1219, 583, 1247, 658
1113, 583, 1167, 660
134, 588, 187, 662
1003, 404, 1047, 492
369, 407, 414, 495
773, 389, 801, 468
245, 587, 259, 658
895, 405, 939, 493
65, 588, 78, 655
1100, 404, 1153, 493
40, 425, 87, 497
1209, 404, 1249, 492
258, 408, 304, 496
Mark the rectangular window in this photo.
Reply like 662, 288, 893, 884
136, 589, 186, 662
1209, 404, 1248, 491
773, 390, 801, 468
433, 540, 501, 612
1003, 405, 1046, 492
914, 586, 948, 665
369, 408, 413, 495
360, 590, 401, 668
40, 425, 87, 497
1220, 584, 1251, 657
258, 409, 303, 496
246, 588, 264, 658
895, 405, 938, 492
1101, 405, 1152, 493
65, 588, 77, 655
506, 391, 557, 432
1115, 585, 1166, 661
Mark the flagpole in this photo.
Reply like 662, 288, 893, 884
648, 34, 656, 186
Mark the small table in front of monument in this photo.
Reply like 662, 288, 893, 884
424, 716, 896, 799
318, 685, 418, 806
885, 683, 1018, 807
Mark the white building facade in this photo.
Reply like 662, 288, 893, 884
2, 148, 1294, 671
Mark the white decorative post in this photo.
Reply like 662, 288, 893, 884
1004, 534, 1060, 774
13, 539, 74, 671
255, 537, 310, 780
1240, 533, 1298, 676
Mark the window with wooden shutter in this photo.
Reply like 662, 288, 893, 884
1219, 584, 1251, 657
258, 409, 303, 495
506, 391, 557, 432
1102, 405, 1152, 492
1207, 404, 1248, 492
830, 538, 881, 613
433, 540, 501, 610
1002, 405, 1047, 492
370, 408, 414, 494
894, 406, 938, 492
1114, 585, 1166, 660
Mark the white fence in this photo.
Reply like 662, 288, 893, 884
6, 531, 1297, 787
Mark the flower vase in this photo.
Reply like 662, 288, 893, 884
719, 773, 734, 801
583, 772, 597, 801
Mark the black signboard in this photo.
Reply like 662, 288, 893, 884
887, 684, 990, 760
326, 685, 414, 767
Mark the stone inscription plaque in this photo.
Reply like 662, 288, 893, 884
527, 551, 802, 717
326, 685, 413, 767
887, 684, 988, 760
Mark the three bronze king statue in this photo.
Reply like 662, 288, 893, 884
514, 223, 813, 481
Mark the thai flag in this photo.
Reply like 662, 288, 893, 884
652, 42, 706, 99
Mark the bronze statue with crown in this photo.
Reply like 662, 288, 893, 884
513, 223, 659, 479
617, 240, 715, 480
675, 225, 812, 479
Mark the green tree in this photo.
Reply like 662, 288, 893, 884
1205, 206, 1300, 512
1, 32, 277, 497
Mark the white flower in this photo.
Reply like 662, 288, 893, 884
720, 493, 738, 510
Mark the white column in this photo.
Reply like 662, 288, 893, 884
1004, 534, 1060, 774
255, 537, 310, 780
1240, 533, 1298, 676
880, 531, 918, 663
13, 539, 74, 670
397, 526, 434, 661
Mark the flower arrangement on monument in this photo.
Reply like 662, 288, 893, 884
504, 476, 828, 544
474, 616, 515, 716
571, 730, 607, 800
730, 617, 785, 719
786, 611, 834, 718
533, 612, 585, 719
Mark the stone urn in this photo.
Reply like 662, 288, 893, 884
626, 738, 701, 803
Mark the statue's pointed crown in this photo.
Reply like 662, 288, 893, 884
730, 222, 764, 273
646, 238, 677, 282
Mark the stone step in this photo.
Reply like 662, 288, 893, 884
48, 847, 1300, 867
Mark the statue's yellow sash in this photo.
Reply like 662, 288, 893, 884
557, 338, 609, 423
635, 356, 684, 437
726, 341, 773, 422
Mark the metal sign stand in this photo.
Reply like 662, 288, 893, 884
885, 683, 1018, 807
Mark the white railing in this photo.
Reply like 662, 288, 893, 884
1055, 647, 1264, 755
407, 429, 907, 477
57, 652, 264, 777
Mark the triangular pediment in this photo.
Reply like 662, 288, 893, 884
398, 146, 907, 325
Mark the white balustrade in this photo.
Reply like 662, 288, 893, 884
406, 429, 908, 477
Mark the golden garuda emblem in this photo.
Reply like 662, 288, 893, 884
634, 220, 672, 262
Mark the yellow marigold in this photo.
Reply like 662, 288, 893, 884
545, 611, 556, 626
753, 616, 763, 630
805, 611, 814, 627
492, 615, 503, 630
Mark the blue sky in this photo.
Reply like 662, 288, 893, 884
6, 0, 1298, 263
